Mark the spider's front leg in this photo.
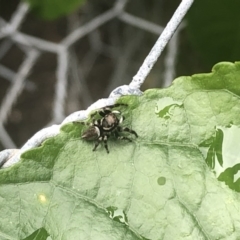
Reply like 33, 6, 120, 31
92, 137, 101, 152
117, 126, 138, 138
114, 130, 132, 142
98, 103, 128, 117
103, 135, 110, 153
93, 135, 110, 153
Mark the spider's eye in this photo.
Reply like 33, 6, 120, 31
82, 126, 99, 141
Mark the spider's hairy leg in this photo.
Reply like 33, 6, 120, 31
93, 137, 101, 152
89, 110, 98, 119
103, 135, 109, 153
98, 103, 127, 117
73, 112, 97, 126
107, 103, 128, 109
92, 136, 109, 153
114, 129, 132, 142
119, 126, 138, 138
117, 136, 132, 142
118, 115, 125, 124
72, 121, 89, 126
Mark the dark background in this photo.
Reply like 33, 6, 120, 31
0, 0, 239, 149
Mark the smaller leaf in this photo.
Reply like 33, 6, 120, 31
206, 144, 215, 169
214, 128, 224, 167
218, 164, 240, 192
24, 0, 86, 20
22, 228, 50, 240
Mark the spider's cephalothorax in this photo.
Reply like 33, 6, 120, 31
81, 103, 138, 153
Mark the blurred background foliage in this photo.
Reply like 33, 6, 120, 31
186, 0, 240, 68
24, 0, 86, 20
0, 0, 240, 149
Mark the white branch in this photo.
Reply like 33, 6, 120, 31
0, 17, 60, 52
12, 31, 60, 53
0, 2, 29, 38
0, 149, 19, 168
129, 0, 194, 90
9, 2, 29, 32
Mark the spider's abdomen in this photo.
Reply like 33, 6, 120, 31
82, 126, 100, 141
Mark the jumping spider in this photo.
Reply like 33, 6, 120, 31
80, 103, 138, 153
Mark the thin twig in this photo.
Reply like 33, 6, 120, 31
163, 22, 186, 87
9, 2, 29, 32
0, 149, 19, 168
119, 12, 163, 35
62, 9, 122, 47
67, 13, 92, 109
0, 64, 36, 91
114, 0, 128, 12
0, 2, 29, 38
69, 50, 93, 107
53, 47, 69, 123
88, 30, 103, 52
105, 29, 144, 95
0, 49, 39, 124
12, 31, 60, 53
0, 17, 60, 52
81, 50, 99, 77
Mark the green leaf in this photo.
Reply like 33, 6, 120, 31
1, 61, 240, 239
187, 0, 240, 67
206, 144, 215, 169
24, 0, 86, 20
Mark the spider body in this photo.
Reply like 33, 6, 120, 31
81, 104, 138, 153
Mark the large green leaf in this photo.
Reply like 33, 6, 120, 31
187, 0, 240, 67
1, 62, 240, 239
24, 0, 86, 20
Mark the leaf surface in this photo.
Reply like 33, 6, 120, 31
1, 62, 240, 239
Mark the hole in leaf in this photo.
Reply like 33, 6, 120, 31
106, 206, 128, 225
155, 97, 183, 119
199, 124, 240, 192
